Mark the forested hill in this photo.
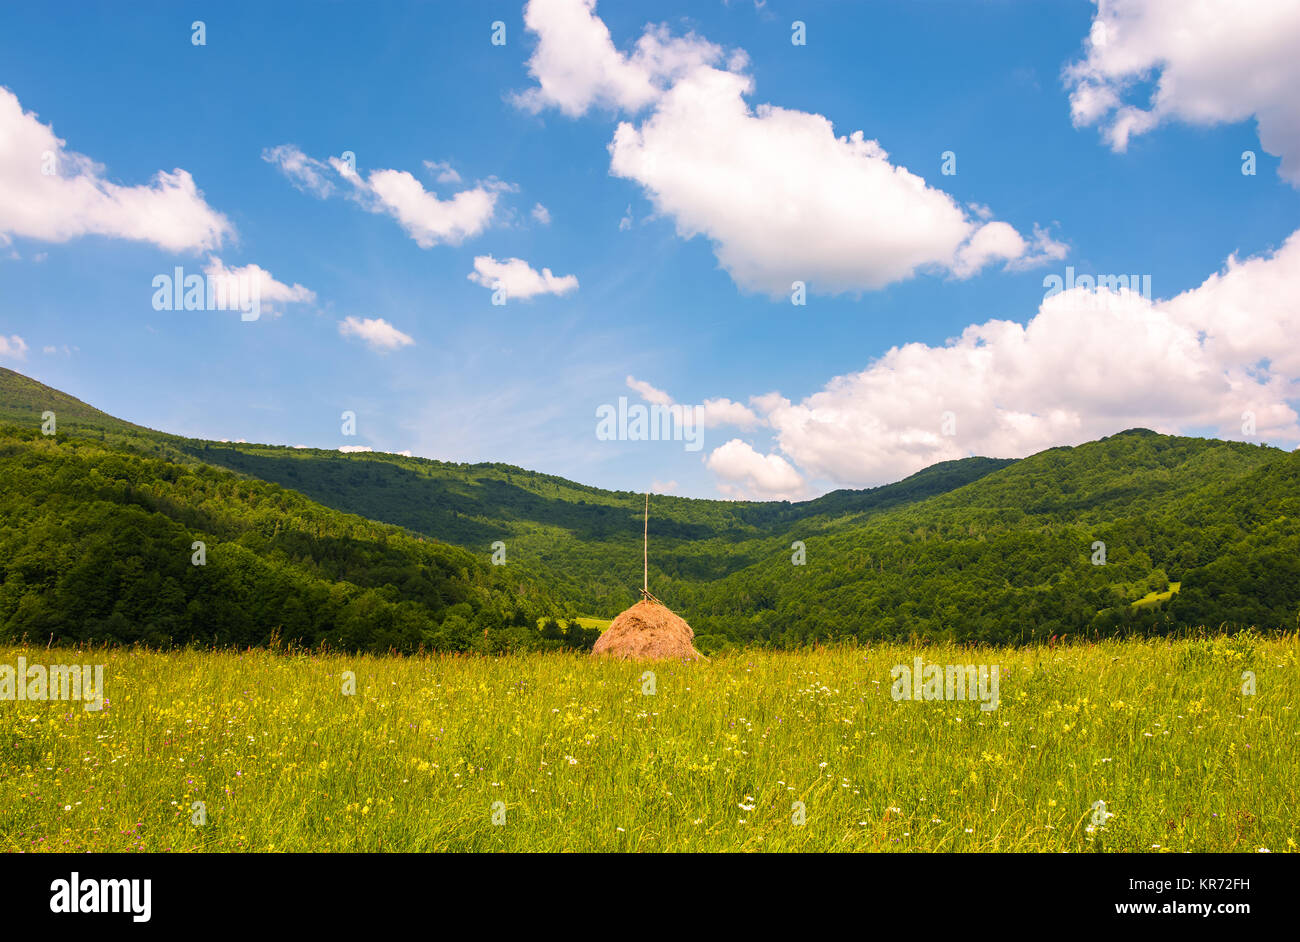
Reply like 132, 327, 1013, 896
0, 370, 580, 653
2, 366, 1298, 651
682, 430, 1300, 645
180, 441, 1015, 612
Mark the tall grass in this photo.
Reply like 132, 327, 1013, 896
2, 634, 1295, 852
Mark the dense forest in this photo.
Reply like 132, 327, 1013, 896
0, 371, 593, 653
2, 367, 1298, 653
682, 432, 1300, 646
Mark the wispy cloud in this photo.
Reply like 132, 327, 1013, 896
0, 334, 28, 360
265, 144, 507, 248
338, 316, 415, 351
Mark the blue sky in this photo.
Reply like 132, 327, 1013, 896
2, 0, 1299, 499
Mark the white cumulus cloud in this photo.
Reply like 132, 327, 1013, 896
723, 230, 1300, 490
1065, 0, 1300, 184
203, 257, 315, 316
340, 161, 502, 249
0, 86, 232, 252
706, 438, 805, 500
516, 1, 1060, 296
513, 0, 727, 116
607, 66, 1064, 296
468, 255, 578, 300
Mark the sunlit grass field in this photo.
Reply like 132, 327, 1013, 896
1132, 582, 1183, 609
2, 633, 1296, 852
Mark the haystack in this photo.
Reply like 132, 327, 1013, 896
590, 492, 702, 660
591, 599, 701, 661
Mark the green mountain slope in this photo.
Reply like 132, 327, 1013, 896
179, 441, 1014, 612
2, 367, 1297, 650
0, 372, 577, 653
680, 430, 1299, 644
0, 367, 156, 438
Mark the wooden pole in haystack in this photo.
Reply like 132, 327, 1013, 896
640, 491, 665, 606
588, 490, 705, 660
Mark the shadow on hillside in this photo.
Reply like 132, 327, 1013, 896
187, 446, 1018, 550
189, 446, 723, 545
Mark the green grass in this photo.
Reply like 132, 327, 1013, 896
2, 634, 1295, 852
1132, 581, 1182, 609
536, 615, 611, 630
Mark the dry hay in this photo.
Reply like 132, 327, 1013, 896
591, 599, 702, 661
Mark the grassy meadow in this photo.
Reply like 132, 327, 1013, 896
2, 633, 1296, 853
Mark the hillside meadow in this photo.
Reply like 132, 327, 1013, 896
2, 633, 1295, 853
